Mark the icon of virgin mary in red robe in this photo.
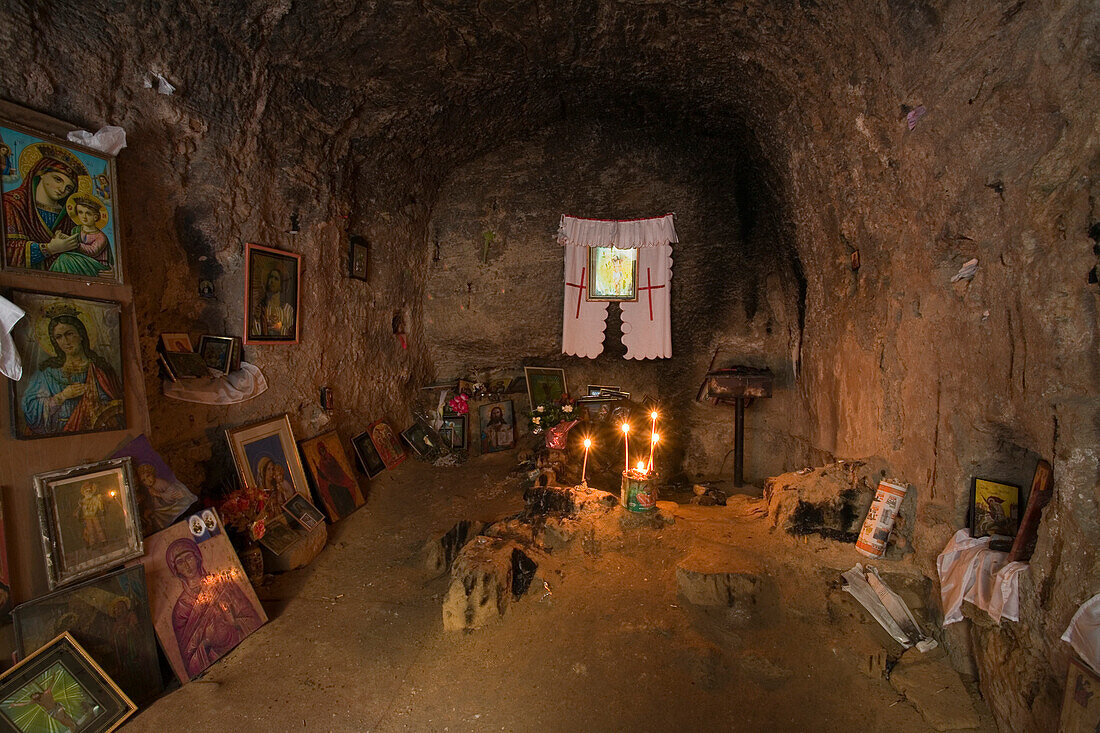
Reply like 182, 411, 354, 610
166, 538, 264, 678
3, 143, 88, 271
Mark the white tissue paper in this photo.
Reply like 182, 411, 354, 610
67, 126, 127, 156
1062, 593, 1100, 675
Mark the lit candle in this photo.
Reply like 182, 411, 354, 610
636, 459, 648, 475
621, 423, 631, 471
581, 437, 592, 486
650, 410, 658, 435
647, 433, 660, 472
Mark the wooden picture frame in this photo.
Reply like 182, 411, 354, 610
1060, 657, 1100, 732
0, 118, 124, 284
587, 384, 620, 396
439, 415, 467, 450
12, 565, 162, 706
969, 477, 1022, 538
367, 420, 406, 469
586, 246, 638, 301
0, 632, 136, 732
349, 235, 369, 282
351, 429, 387, 478
158, 333, 192, 353
479, 400, 516, 453
283, 494, 324, 532
524, 366, 568, 407
33, 457, 144, 590
197, 335, 235, 374
244, 242, 300, 344
226, 415, 310, 505
299, 431, 365, 522
257, 514, 301, 556
400, 422, 443, 459
8, 289, 126, 440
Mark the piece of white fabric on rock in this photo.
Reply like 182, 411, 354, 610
561, 245, 608, 359
620, 244, 673, 359
557, 214, 678, 249
162, 362, 267, 404
937, 529, 1027, 625
1062, 593, 1100, 675
0, 295, 26, 381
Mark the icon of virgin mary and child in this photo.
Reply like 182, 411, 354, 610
2, 141, 113, 277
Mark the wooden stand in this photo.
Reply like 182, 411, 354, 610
697, 366, 774, 488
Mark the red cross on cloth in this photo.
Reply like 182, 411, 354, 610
637, 267, 666, 321
565, 266, 587, 319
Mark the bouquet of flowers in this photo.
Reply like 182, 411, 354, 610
446, 392, 470, 415
215, 484, 270, 541
528, 395, 575, 435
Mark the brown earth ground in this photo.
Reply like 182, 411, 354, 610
125, 454, 996, 732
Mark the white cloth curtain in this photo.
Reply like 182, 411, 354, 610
561, 245, 609, 358
557, 214, 678, 249
620, 244, 673, 359
559, 214, 676, 360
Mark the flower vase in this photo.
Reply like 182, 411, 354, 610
239, 541, 264, 585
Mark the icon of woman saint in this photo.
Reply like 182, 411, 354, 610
253, 264, 294, 336
3, 142, 93, 272
255, 456, 296, 503
166, 538, 263, 678
21, 303, 123, 436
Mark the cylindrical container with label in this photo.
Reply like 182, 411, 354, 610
621, 470, 658, 512
855, 479, 907, 557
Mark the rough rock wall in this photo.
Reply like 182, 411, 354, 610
0, 2, 434, 494
0, 1, 1096, 730
424, 119, 811, 482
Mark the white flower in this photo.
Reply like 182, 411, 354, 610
532, 417, 541, 425
562, 404, 573, 413
536, 406, 545, 413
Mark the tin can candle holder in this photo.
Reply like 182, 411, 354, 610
621, 469, 658, 512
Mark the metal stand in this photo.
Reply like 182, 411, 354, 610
734, 396, 745, 487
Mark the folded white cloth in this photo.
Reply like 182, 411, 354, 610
0, 295, 26, 381
557, 214, 678, 248
937, 529, 1028, 625
1062, 593, 1100, 675
163, 362, 267, 404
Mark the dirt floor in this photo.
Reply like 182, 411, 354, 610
125, 453, 996, 732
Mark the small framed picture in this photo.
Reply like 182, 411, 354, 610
524, 366, 568, 407
197, 335, 235, 374
401, 422, 443, 460
1, 119, 124, 284
439, 415, 467, 450
351, 430, 387, 478
1061, 656, 1100, 731
587, 246, 638, 301
33, 458, 144, 590
0, 632, 136, 733
299, 431, 365, 522
12, 565, 162, 706
576, 398, 616, 424
244, 242, 300, 344
587, 384, 620, 397
349, 235, 369, 282
226, 415, 311, 505
8, 290, 126, 440
258, 514, 302, 556
161, 350, 210, 379
367, 420, 407, 469
159, 333, 192, 353
283, 494, 325, 532
479, 400, 515, 453
970, 478, 1022, 538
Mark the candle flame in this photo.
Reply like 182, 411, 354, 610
650, 411, 658, 420
621, 423, 630, 434
651, 433, 660, 443
583, 438, 592, 449
636, 460, 647, 472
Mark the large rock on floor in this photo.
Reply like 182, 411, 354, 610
890, 647, 981, 731
763, 458, 910, 547
675, 550, 774, 621
524, 484, 617, 518
441, 537, 539, 631
421, 520, 485, 576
